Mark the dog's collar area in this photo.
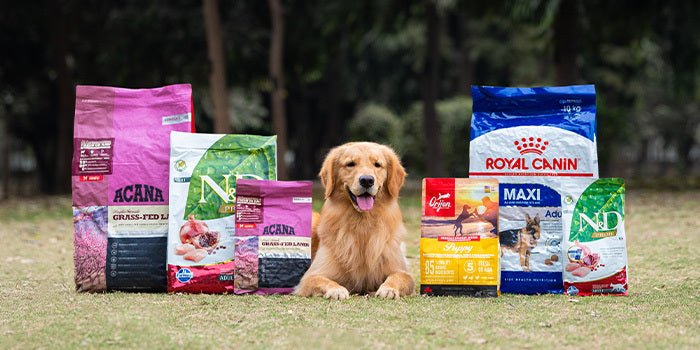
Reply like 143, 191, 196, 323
347, 187, 375, 211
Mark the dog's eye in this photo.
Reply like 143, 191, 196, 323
374, 162, 381, 168
346, 161, 355, 167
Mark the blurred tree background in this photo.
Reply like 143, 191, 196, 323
1, 0, 699, 197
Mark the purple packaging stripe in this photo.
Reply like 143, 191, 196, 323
234, 179, 313, 237
109, 86, 193, 205
113, 84, 194, 106
74, 86, 115, 138
72, 86, 115, 207
236, 179, 313, 198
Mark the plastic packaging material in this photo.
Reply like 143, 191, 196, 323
72, 84, 194, 293
167, 132, 276, 293
420, 178, 500, 297
469, 85, 598, 295
233, 179, 313, 295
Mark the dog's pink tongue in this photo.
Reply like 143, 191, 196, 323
356, 195, 374, 211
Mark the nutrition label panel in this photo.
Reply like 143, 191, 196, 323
421, 256, 498, 285
420, 238, 499, 286
73, 137, 114, 175
106, 236, 167, 292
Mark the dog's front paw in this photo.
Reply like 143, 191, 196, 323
375, 284, 400, 299
324, 286, 350, 300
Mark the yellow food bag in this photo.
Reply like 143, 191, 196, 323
420, 178, 500, 296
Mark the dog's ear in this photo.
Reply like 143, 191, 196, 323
526, 213, 532, 221
534, 213, 540, 224
319, 146, 340, 198
384, 146, 406, 198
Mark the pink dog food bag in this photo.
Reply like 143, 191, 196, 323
234, 179, 313, 295
72, 84, 194, 292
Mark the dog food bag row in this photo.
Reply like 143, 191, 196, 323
420, 178, 500, 297
72, 84, 194, 293
469, 85, 598, 294
167, 132, 276, 293
233, 179, 313, 295
562, 178, 627, 296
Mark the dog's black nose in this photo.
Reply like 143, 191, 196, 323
359, 175, 375, 188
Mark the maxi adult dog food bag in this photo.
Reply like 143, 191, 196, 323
420, 178, 500, 297
562, 178, 627, 296
233, 179, 313, 295
469, 85, 598, 294
72, 84, 194, 292
167, 132, 276, 293
497, 183, 564, 294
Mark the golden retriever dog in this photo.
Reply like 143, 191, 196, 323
294, 142, 415, 300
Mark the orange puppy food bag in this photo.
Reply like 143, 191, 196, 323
420, 178, 500, 297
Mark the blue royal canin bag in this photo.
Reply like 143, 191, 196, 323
469, 85, 598, 294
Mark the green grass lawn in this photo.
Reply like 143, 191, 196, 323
1, 184, 699, 349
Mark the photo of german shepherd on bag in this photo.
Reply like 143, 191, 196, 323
499, 214, 541, 271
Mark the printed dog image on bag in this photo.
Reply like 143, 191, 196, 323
499, 213, 541, 271
469, 85, 597, 294
420, 178, 500, 297
497, 183, 564, 294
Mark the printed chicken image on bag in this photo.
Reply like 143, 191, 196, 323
562, 178, 627, 296
167, 132, 276, 293
469, 85, 597, 294
233, 179, 312, 295
72, 84, 194, 293
420, 178, 500, 297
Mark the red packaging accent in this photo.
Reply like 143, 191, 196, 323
424, 178, 456, 217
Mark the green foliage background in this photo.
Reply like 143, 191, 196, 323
1, 0, 699, 191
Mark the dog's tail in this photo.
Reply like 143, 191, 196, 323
311, 211, 320, 260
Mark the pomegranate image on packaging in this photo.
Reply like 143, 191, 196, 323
193, 231, 220, 251
561, 178, 627, 296
179, 215, 210, 244
566, 241, 604, 278
176, 215, 220, 255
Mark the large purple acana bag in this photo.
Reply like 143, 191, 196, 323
72, 84, 194, 292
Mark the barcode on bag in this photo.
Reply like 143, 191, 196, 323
162, 113, 191, 125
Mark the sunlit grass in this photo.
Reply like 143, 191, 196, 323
0, 187, 698, 349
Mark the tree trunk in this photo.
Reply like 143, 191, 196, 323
203, 0, 231, 134
268, 0, 288, 180
49, 0, 74, 194
1, 124, 9, 199
289, 84, 310, 179
677, 111, 699, 174
452, 12, 474, 96
422, 1, 445, 177
553, 0, 579, 85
